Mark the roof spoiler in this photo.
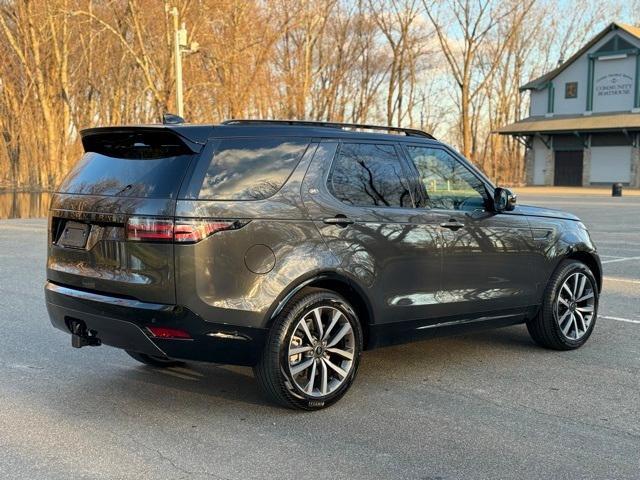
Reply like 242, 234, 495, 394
80, 126, 209, 153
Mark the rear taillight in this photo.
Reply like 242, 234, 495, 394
126, 217, 247, 243
174, 219, 238, 243
126, 217, 174, 242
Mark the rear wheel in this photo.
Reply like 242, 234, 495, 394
254, 288, 363, 410
125, 350, 183, 368
526, 260, 598, 350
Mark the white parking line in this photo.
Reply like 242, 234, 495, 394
604, 277, 640, 285
0, 225, 46, 232
590, 230, 640, 235
601, 256, 640, 264
593, 240, 640, 247
600, 315, 640, 325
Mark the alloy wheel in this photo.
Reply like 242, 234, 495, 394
287, 306, 355, 397
554, 272, 596, 340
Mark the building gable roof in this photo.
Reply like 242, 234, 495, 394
496, 112, 640, 135
521, 22, 640, 91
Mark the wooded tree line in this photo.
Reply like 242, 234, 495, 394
0, 0, 626, 190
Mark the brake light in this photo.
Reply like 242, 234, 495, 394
146, 326, 192, 339
174, 219, 237, 243
126, 217, 248, 243
126, 217, 174, 241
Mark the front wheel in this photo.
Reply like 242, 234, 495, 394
526, 260, 599, 350
254, 288, 363, 410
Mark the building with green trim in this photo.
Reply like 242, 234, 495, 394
498, 22, 640, 187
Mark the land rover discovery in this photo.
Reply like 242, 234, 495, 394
45, 119, 601, 409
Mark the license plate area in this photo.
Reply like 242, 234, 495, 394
58, 221, 91, 249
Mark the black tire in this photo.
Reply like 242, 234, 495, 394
254, 287, 363, 410
526, 259, 599, 350
125, 350, 183, 368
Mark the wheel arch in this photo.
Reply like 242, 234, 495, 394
563, 250, 602, 292
265, 271, 375, 349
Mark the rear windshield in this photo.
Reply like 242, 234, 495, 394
58, 131, 194, 198
198, 137, 310, 200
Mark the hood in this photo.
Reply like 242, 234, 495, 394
510, 204, 580, 221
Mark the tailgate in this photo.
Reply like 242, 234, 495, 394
46, 127, 201, 304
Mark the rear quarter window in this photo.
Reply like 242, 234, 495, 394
198, 137, 310, 200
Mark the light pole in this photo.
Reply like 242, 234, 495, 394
167, 6, 199, 118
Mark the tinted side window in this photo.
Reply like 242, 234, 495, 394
328, 143, 412, 208
198, 137, 309, 200
406, 146, 487, 211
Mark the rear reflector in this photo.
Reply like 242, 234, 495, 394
126, 217, 248, 243
146, 326, 192, 339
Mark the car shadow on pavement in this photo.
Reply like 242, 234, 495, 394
363, 323, 538, 360
47, 324, 540, 414
116, 362, 269, 407
461, 324, 539, 350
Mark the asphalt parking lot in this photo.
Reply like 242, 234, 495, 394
0, 192, 638, 480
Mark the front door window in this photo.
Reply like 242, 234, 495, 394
405, 146, 488, 211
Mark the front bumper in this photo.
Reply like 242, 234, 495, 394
45, 281, 266, 366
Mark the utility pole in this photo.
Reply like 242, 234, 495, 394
167, 6, 199, 118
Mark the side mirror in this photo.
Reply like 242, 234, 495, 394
494, 187, 517, 212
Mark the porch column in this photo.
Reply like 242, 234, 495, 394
543, 137, 554, 186
631, 136, 640, 188
524, 144, 535, 185
582, 135, 591, 187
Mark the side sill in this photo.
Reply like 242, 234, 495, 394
367, 309, 533, 349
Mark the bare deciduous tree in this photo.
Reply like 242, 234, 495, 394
0, 0, 621, 190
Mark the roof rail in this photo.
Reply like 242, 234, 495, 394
220, 119, 435, 139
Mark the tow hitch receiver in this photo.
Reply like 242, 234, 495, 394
69, 320, 102, 348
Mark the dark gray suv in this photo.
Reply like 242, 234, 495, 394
45, 119, 601, 410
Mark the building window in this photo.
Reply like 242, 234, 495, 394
565, 82, 578, 99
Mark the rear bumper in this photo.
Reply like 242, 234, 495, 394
45, 282, 266, 366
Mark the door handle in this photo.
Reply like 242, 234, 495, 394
323, 215, 354, 227
440, 220, 465, 231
